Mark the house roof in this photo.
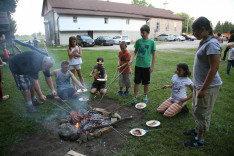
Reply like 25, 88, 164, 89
42, 0, 183, 21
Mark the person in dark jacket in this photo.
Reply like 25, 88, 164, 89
222, 30, 234, 60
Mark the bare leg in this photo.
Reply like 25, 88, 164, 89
70, 69, 76, 89
30, 86, 36, 98
134, 83, 140, 97
100, 89, 107, 95
90, 88, 97, 95
76, 69, 86, 87
119, 87, 123, 91
197, 129, 204, 140
126, 87, 130, 92
22, 91, 32, 102
144, 84, 149, 95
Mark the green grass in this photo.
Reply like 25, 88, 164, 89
0, 45, 233, 156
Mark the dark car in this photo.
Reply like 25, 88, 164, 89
76, 35, 95, 47
94, 36, 114, 46
182, 35, 194, 41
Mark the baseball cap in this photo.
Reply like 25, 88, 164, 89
96, 57, 104, 64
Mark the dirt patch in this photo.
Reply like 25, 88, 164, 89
9, 98, 145, 156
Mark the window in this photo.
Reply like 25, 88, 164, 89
104, 17, 109, 24
166, 21, 169, 30
174, 22, 177, 31
73, 16, 77, 23
156, 20, 160, 31
126, 19, 130, 25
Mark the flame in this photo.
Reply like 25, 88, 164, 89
75, 122, 80, 128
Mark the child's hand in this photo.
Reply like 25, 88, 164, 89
89, 74, 92, 77
178, 98, 186, 105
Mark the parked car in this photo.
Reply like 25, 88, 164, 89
174, 35, 185, 41
76, 35, 95, 47
112, 35, 130, 45
154, 34, 175, 41
94, 36, 114, 46
190, 35, 196, 40
182, 35, 194, 41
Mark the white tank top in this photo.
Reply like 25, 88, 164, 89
68, 46, 82, 65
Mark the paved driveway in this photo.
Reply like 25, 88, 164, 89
83, 40, 201, 51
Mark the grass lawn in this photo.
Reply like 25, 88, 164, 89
0, 44, 233, 155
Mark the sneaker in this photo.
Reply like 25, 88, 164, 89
32, 99, 44, 106
131, 97, 137, 104
182, 105, 189, 113
123, 91, 129, 95
142, 95, 148, 103
183, 128, 198, 136
117, 91, 123, 95
184, 137, 204, 147
27, 105, 38, 113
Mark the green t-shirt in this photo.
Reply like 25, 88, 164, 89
134, 38, 156, 68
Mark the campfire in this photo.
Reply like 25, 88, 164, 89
58, 107, 132, 143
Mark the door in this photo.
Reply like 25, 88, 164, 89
88, 31, 93, 39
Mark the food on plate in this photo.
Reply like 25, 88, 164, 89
132, 129, 142, 135
148, 121, 157, 126
137, 104, 144, 108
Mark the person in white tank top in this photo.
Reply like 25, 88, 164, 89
68, 36, 86, 88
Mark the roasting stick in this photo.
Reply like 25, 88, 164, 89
46, 100, 71, 114
126, 88, 162, 105
109, 125, 128, 140
97, 64, 129, 104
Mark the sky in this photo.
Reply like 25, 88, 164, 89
13, 0, 234, 35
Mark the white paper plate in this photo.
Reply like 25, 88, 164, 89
135, 103, 147, 109
77, 89, 88, 93
146, 120, 160, 127
79, 97, 89, 101
97, 79, 107, 81
129, 128, 146, 136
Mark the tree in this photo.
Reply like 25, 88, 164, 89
132, 0, 154, 7
214, 21, 234, 33
0, 0, 18, 36
175, 12, 194, 34
0, 0, 18, 13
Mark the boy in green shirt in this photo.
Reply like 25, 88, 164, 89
129, 24, 156, 103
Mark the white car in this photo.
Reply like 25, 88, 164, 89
112, 35, 130, 45
155, 34, 175, 41
174, 35, 185, 41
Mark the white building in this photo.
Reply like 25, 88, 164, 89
42, 0, 183, 45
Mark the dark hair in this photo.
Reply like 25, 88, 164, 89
120, 41, 127, 47
69, 36, 77, 50
177, 62, 191, 77
140, 24, 150, 33
61, 60, 69, 67
192, 17, 213, 35
230, 29, 234, 34
217, 33, 221, 36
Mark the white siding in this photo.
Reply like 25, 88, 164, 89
122, 18, 146, 31
58, 15, 146, 32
